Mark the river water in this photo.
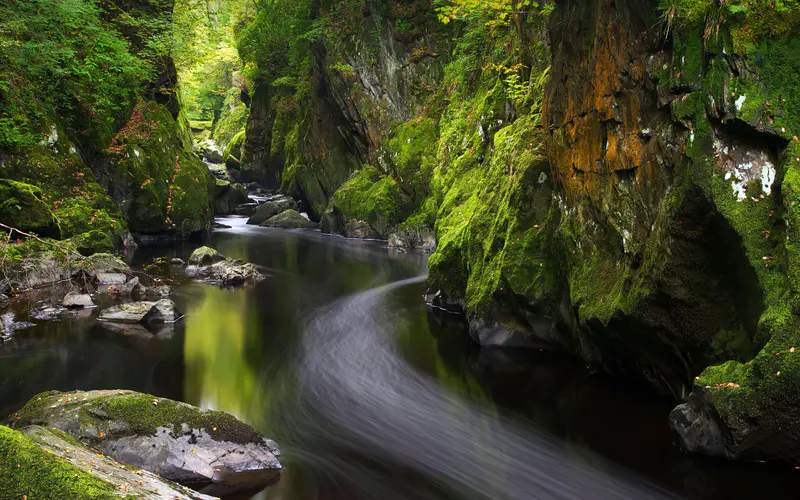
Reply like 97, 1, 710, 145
2, 217, 800, 499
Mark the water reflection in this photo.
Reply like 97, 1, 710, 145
4, 218, 800, 499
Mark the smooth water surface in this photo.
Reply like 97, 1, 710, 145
2, 217, 800, 499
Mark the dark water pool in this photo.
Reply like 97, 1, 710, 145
1, 216, 799, 499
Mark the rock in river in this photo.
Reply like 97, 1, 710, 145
6, 390, 282, 497
186, 246, 262, 287
261, 209, 318, 229
0, 425, 213, 499
246, 195, 299, 225
98, 299, 181, 324
62, 290, 95, 308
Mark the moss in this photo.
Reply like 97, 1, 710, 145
0, 179, 62, 239
107, 102, 214, 237
325, 166, 412, 239
223, 129, 246, 162
0, 425, 119, 499
212, 88, 249, 150
386, 117, 438, 202
67, 231, 115, 257
12, 390, 264, 446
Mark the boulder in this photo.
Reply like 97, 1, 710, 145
1, 312, 34, 336
6, 390, 282, 497
0, 179, 61, 239
388, 228, 437, 253
28, 303, 68, 321
73, 253, 131, 278
62, 291, 95, 309
343, 220, 379, 239
98, 299, 181, 324
196, 139, 224, 164
188, 246, 225, 266
234, 203, 260, 216
68, 230, 114, 256
214, 179, 249, 215
132, 284, 171, 301
246, 195, 299, 225
261, 210, 318, 229
0, 425, 213, 500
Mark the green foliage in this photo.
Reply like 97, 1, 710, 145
0, 0, 149, 149
435, 0, 554, 27
661, 0, 800, 48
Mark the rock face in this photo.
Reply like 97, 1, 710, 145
0, 425, 213, 500
6, 390, 281, 497
246, 195, 299, 225
186, 246, 262, 287
261, 210, 318, 229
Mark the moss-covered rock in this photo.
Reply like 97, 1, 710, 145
261, 209, 318, 229
213, 179, 249, 215
67, 230, 115, 256
322, 166, 412, 239
0, 425, 211, 499
105, 102, 215, 239
246, 195, 299, 225
6, 390, 281, 497
0, 179, 61, 239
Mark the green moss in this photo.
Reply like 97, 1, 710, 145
108, 102, 214, 237
212, 88, 249, 150
13, 390, 264, 446
223, 129, 246, 162
0, 179, 62, 239
325, 166, 412, 239
68, 231, 115, 257
0, 425, 119, 499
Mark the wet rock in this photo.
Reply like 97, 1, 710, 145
187, 247, 262, 287
213, 222, 232, 229
669, 390, 730, 459
343, 220, 378, 239
261, 210, 318, 229
188, 246, 225, 266
246, 195, 299, 225
7, 390, 282, 497
196, 139, 224, 164
0, 425, 213, 500
132, 284, 171, 301
1, 312, 34, 335
29, 303, 68, 321
0, 294, 8, 302
388, 228, 437, 253
95, 272, 128, 285
98, 299, 181, 324
234, 203, 260, 216
214, 179, 249, 215
170, 258, 186, 266
62, 291, 95, 309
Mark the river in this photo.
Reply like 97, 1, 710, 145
2, 217, 799, 499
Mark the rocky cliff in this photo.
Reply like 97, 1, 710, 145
233, 0, 800, 465
0, 0, 214, 254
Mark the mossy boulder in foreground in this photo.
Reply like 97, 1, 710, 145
0, 179, 61, 239
6, 390, 281, 497
0, 425, 213, 499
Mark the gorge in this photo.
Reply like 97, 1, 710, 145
3, 0, 800, 498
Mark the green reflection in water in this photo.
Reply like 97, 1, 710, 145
183, 286, 268, 427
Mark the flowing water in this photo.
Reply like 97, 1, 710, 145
2, 217, 800, 499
